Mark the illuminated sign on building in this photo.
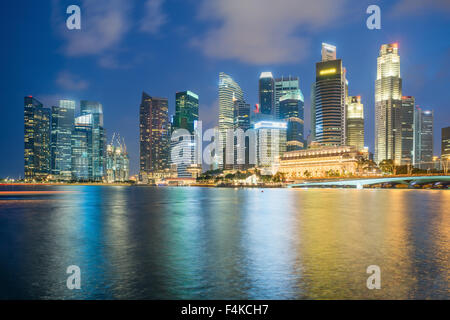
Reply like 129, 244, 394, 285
319, 68, 337, 75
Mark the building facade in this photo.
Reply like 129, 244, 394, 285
274, 76, 300, 120
312, 43, 347, 146
51, 100, 75, 181
218, 72, 244, 168
442, 126, 450, 159
279, 91, 305, 151
173, 91, 199, 133
254, 121, 287, 173
375, 43, 402, 164
400, 96, 415, 165
259, 72, 275, 118
139, 92, 170, 180
279, 146, 361, 178
24, 96, 51, 181
106, 135, 129, 183
414, 107, 434, 169
346, 96, 364, 151
71, 114, 93, 181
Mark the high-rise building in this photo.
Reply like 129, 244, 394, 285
233, 99, 253, 170
414, 107, 434, 169
106, 134, 129, 183
442, 126, 450, 159
139, 92, 170, 179
219, 72, 244, 168
279, 91, 305, 151
51, 100, 75, 181
274, 76, 300, 120
254, 121, 287, 173
346, 96, 365, 151
375, 43, 402, 164
400, 96, 415, 164
312, 43, 347, 146
171, 91, 199, 178
173, 91, 199, 133
24, 96, 51, 181
71, 114, 93, 181
259, 72, 275, 118
80, 101, 106, 181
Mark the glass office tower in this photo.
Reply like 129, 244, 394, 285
80, 101, 106, 181
375, 43, 402, 164
442, 126, 450, 159
173, 91, 199, 133
106, 134, 129, 183
346, 96, 365, 151
279, 91, 305, 151
275, 76, 300, 120
259, 72, 275, 117
51, 100, 75, 181
414, 107, 434, 169
219, 72, 244, 168
313, 43, 347, 146
71, 114, 93, 181
24, 96, 51, 181
139, 92, 170, 179
400, 96, 415, 165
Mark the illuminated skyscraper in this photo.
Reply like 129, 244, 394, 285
279, 91, 305, 151
106, 134, 129, 183
442, 126, 450, 159
375, 43, 402, 164
219, 72, 243, 168
51, 100, 75, 181
24, 96, 51, 181
259, 72, 275, 117
414, 107, 434, 169
254, 121, 287, 173
233, 99, 253, 170
312, 43, 347, 146
400, 96, 415, 164
275, 76, 300, 120
71, 114, 93, 181
80, 100, 106, 181
139, 92, 170, 179
346, 96, 364, 151
173, 91, 199, 133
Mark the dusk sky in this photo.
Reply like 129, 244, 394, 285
1, 0, 449, 177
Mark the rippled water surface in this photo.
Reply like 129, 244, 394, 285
0, 185, 448, 299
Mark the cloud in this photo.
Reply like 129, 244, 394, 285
56, 71, 89, 90
139, 0, 167, 34
59, 0, 132, 56
192, 0, 349, 64
390, 0, 450, 17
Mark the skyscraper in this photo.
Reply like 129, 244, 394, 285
80, 101, 106, 181
375, 43, 402, 164
442, 126, 450, 159
173, 91, 199, 133
51, 100, 75, 181
400, 96, 415, 164
279, 91, 305, 151
274, 76, 300, 120
233, 99, 252, 169
254, 121, 287, 173
414, 107, 434, 169
140, 92, 170, 179
71, 114, 93, 181
346, 96, 365, 151
259, 72, 275, 118
24, 96, 51, 181
106, 134, 129, 183
219, 72, 243, 168
312, 43, 347, 146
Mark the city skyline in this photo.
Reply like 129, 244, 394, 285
1, 0, 450, 177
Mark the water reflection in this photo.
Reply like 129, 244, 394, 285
0, 186, 448, 299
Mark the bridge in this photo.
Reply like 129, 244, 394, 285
288, 176, 450, 189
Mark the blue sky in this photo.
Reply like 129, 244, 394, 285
1, 0, 449, 177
